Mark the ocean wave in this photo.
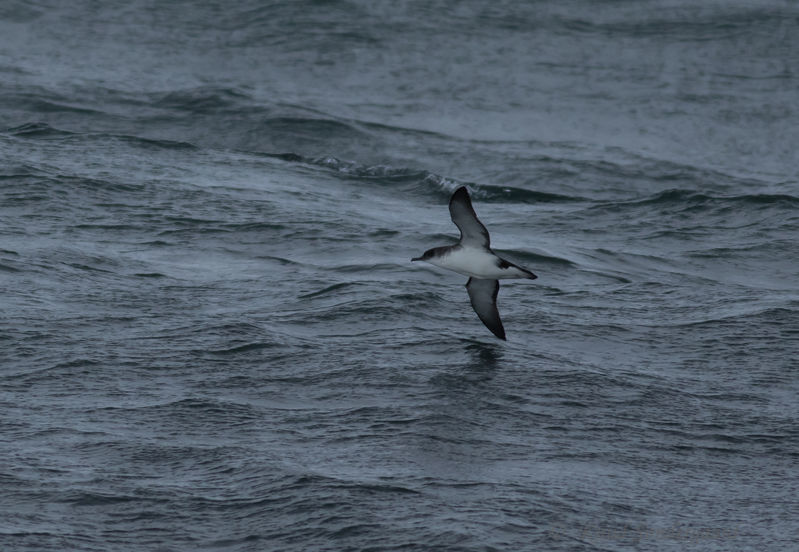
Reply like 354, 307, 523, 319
94, 397, 258, 418
306, 291, 449, 324
151, 86, 252, 113
262, 117, 368, 139
685, 240, 798, 258
676, 306, 799, 328
5, 122, 200, 152
298, 282, 363, 299
559, 6, 791, 40
206, 342, 277, 355
3, 86, 107, 116
4, 122, 76, 138
54, 173, 144, 194
593, 188, 799, 216
633, 188, 798, 206
264, 153, 587, 203
101, 133, 198, 151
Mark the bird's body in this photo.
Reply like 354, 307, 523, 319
412, 186, 537, 340
423, 244, 534, 280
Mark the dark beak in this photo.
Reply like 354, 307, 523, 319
411, 257, 422, 262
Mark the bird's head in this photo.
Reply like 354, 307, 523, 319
411, 247, 443, 263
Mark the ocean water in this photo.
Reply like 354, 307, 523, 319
2, 1, 798, 550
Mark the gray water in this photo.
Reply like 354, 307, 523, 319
2, 1, 798, 550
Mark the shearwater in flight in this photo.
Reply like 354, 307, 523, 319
412, 186, 537, 340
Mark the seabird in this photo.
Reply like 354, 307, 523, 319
412, 186, 537, 340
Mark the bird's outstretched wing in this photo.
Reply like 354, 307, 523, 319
449, 186, 490, 248
466, 278, 505, 340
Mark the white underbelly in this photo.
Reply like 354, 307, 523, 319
430, 247, 523, 279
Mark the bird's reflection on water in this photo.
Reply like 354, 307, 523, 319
466, 340, 503, 368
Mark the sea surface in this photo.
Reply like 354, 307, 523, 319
2, 1, 798, 551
